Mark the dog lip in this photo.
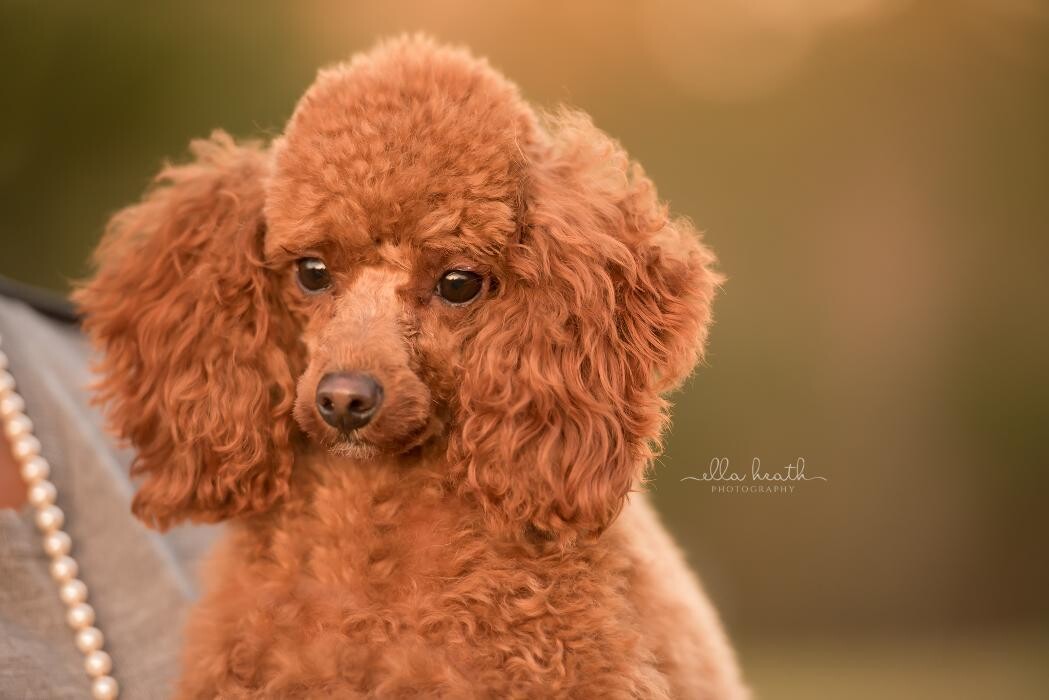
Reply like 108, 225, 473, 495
327, 417, 435, 457
326, 437, 378, 460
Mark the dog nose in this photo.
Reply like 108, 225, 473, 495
316, 372, 383, 431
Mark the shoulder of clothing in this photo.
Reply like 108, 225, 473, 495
0, 274, 79, 326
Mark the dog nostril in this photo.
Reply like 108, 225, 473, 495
315, 372, 384, 431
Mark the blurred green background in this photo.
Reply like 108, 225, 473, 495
2, 1, 1047, 697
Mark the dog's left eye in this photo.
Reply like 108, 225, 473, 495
436, 270, 483, 305
296, 258, 331, 293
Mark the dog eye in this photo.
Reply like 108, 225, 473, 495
296, 258, 331, 293
436, 270, 483, 305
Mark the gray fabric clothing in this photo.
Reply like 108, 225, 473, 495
0, 296, 219, 699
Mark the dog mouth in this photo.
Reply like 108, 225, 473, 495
319, 413, 438, 459
326, 434, 380, 459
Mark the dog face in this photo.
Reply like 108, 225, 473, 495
264, 54, 527, 459
271, 241, 502, 459
76, 37, 719, 540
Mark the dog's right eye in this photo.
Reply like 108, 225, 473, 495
296, 258, 331, 293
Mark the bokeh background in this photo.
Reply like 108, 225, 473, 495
2, 1, 1047, 697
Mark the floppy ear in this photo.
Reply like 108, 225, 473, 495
74, 131, 298, 530
454, 110, 722, 542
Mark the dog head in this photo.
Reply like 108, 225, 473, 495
77, 36, 720, 539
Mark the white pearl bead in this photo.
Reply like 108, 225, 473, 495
35, 504, 65, 533
27, 479, 57, 508
76, 626, 105, 653
19, 455, 50, 483
43, 530, 72, 557
3, 413, 33, 440
0, 370, 14, 395
0, 392, 24, 418
60, 578, 88, 606
11, 434, 41, 461
84, 650, 113, 678
0, 349, 7, 370
67, 602, 95, 630
91, 675, 119, 700
50, 554, 78, 582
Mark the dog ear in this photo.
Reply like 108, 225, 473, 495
453, 110, 721, 543
75, 132, 298, 530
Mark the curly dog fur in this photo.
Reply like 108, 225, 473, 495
76, 36, 747, 699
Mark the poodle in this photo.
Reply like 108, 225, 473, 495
75, 36, 747, 699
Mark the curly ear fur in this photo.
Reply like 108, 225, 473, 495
74, 132, 298, 530
454, 110, 721, 542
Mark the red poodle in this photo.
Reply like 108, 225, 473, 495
76, 36, 747, 699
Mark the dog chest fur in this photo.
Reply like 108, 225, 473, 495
177, 459, 675, 698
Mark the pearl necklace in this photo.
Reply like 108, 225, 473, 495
0, 334, 120, 699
